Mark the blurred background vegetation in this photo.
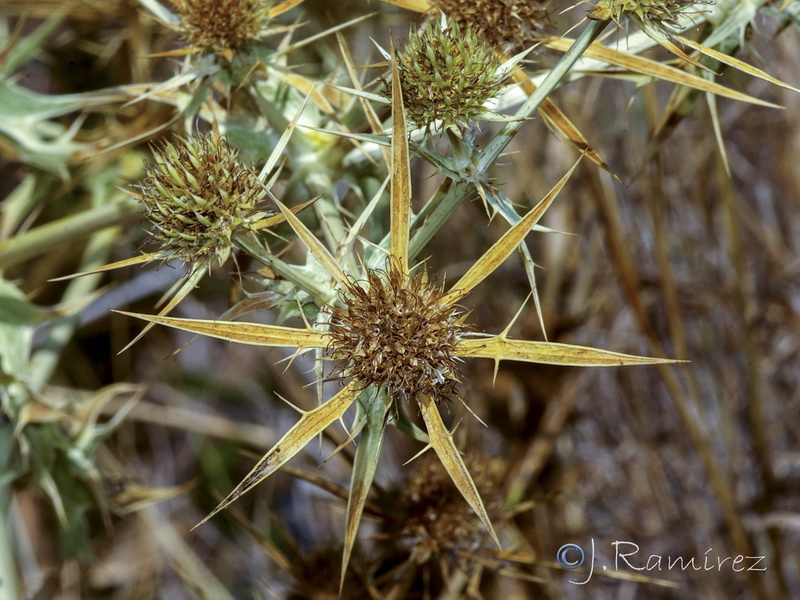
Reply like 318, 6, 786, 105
1, 0, 798, 598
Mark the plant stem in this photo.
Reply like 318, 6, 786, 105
0, 196, 142, 271
408, 180, 473, 260
29, 227, 118, 393
405, 20, 608, 262
0, 425, 20, 600
234, 232, 333, 305
477, 18, 608, 173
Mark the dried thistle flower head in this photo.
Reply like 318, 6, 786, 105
431, 0, 552, 53
388, 453, 504, 563
329, 262, 466, 405
588, 0, 714, 30
395, 19, 505, 133
136, 132, 266, 267
171, 0, 274, 56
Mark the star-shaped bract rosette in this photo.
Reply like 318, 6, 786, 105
119, 51, 677, 585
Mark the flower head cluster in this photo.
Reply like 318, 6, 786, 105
171, 0, 274, 56
431, 0, 552, 53
589, 0, 714, 30
122, 62, 673, 583
329, 262, 466, 405
395, 19, 505, 133
137, 132, 266, 267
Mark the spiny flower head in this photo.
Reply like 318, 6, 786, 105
431, 0, 552, 53
171, 0, 274, 56
388, 453, 504, 563
589, 0, 714, 30
329, 262, 466, 405
136, 132, 266, 267
395, 19, 505, 133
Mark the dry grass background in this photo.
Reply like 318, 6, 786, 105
2, 1, 799, 599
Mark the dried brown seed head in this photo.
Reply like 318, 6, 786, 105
171, 0, 274, 55
388, 453, 504, 562
589, 0, 714, 30
431, 0, 552, 54
328, 263, 466, 404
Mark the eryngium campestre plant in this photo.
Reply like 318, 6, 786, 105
120, 62, 677, 584
431, 0, 552, 53
395, 19, 505, 133
171, 0, 274, 56
136, 132, 267, 267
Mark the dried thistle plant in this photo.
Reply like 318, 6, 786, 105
119, 54, 676, 586
6, 0, 799, 597
580, 0, 799, 99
